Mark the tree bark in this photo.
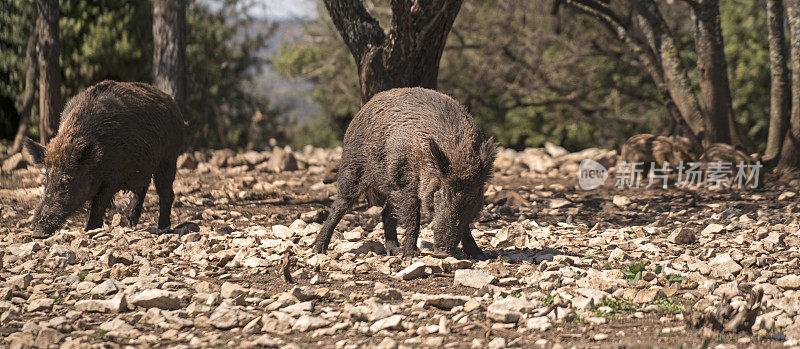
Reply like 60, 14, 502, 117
779, 0, 800, 175
153, 0, 186, 110
36, 0, 61, 145
688, 0, 743, 147
324, 0, 463, 104
11, 31, 39, 154
765, 0, 791, 162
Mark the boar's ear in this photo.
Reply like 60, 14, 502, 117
428, 138, 450, 176
24, 137, 45, 166
479, 137, 497, 175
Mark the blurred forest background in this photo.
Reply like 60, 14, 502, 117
0, 0, 794, 164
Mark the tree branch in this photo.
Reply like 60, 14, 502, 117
323, 0, 385, 63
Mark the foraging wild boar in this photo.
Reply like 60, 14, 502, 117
700, 143, 759, 167
312, 87, 497, 259
619, 134, 695, 171
24, 81, 184, 237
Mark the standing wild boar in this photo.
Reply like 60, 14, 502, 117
24, 81, 184, 237
312, 87, 497, 259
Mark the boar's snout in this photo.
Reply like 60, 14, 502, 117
31, 204, 65, 238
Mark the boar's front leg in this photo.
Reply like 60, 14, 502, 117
460, 226, 487, 260
154, 163, 176, 230
86, 184, 116, 230
381, 201, 401, 256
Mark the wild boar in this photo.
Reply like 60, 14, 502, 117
619, 134, 695, 172
24, 80, 184, 237
312, 87, 496, 259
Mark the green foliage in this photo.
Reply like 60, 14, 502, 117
623, 261, 646, 285
0, 0, 273, 149
664, 274, 687, 287
538, 294, 555, 305
721, 0, 771, 152
592, 296, 637, 317
650, 297, 682, 314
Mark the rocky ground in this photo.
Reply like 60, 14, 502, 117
0, 142, 799, 348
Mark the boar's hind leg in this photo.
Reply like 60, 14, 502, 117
127, 182, 150, 227
312, 166, 362, 254
86, 185, 116, 230
461, 227, 487, 260
381, 202, 401, 256
154, 163, 176, 230
389, 188, 420, 258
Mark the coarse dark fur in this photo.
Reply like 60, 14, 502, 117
312, 87, 497, 259
24, 80, 184, 237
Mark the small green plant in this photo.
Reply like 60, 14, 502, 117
78, 272, 88, 281
623, 261, 647, 284
539, 294, 555, 305
664, 274, 686, 287
650, 297, 682, 314
602, 264, 612, 270
654, 265, 663, 275
573, 314, 585, 323
510, 291, 522, 298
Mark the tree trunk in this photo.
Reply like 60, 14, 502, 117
153, 0, 186, 110
690, 0, 743, 147
632, 1, 706, 142
36, 0, 61, 145
765, 0, 791, 162
779, 0, 800, 175
11, 31, 39, 154
323, 0, 463, 104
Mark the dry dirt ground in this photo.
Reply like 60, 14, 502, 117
0, 144, 799, 348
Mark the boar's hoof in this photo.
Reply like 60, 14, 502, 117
463, 247, 487, 261
384, 241, 402, 256
401, 247, 420, 259
172, 221, 200, 235
30, 231, 52, 239
312, 243, 327, 255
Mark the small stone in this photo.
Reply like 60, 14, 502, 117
209, 305, 254, 330
488, 337, 507, 349
220, 282, 247, 299
668, 228, 696, 244
90, 279, 121, 295
777, 275, 800, 290
7, 274, 32, 289
394, 262, 428, 280
131, 289, 182, 310
454, 269, 497, 289
74, 294, 128, 313
26, 298, 54, 312
370, 314, 404, 333
701, 223, 725, 235
612, 195, 631, 208
292, 315, 329, 332
34, 327, 63, 347
593, 333, 609, 341
632, 288, 666, 304
414, 294, 471, 310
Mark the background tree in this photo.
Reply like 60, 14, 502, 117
323, 0, 463, 103
152, 0, 186, 110
779, 0, 800, 175
765, 0, 791, 163
11, 32, 38, 153
36, 0, 61, 144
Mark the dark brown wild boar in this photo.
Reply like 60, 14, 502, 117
312, 87, 496, 259
24, 80, 184, 237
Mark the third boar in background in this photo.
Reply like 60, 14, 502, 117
312, 87, 497, 259
24, 81, 185, 238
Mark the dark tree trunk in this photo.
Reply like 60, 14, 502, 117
766, 0, 791, 162
153, 0, 186, 110
323, 0, 463, 104
36, 0, 61, 145
779, 0, 800, 175
11, 31, 39, 153
689, 0, 743, 147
